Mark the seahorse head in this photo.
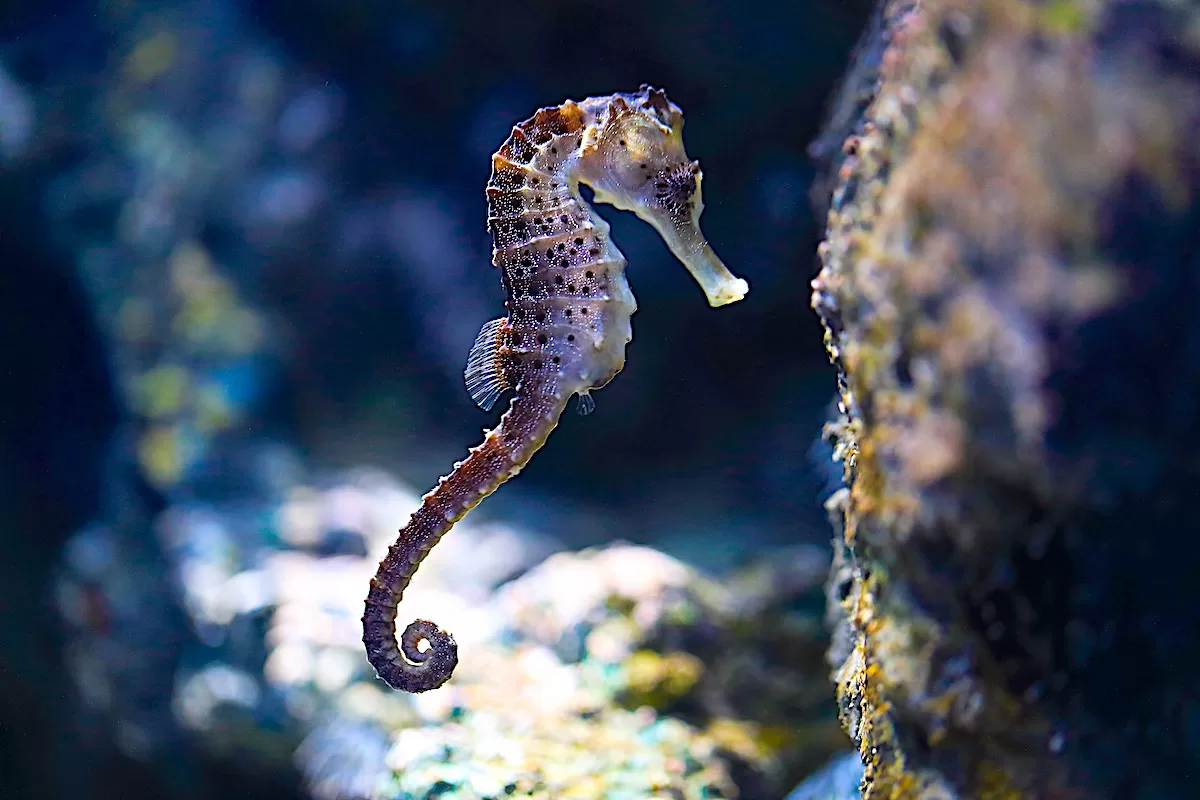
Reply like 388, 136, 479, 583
579, 85, 749, 307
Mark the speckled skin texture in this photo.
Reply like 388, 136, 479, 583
363, 86, 748, 693
812, 0, 1200, 796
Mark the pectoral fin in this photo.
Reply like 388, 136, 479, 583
464, 317, 511, 411
576, 392, 596, 416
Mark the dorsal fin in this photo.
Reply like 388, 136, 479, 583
464, 317, 512, 411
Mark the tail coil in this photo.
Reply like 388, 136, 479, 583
361, 388, 567, 692
362, 535, 459, 692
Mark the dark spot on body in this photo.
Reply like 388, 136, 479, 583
567, 334, 575, 341
490, 193, 522, 215
492, 168, 525, 190
537, 333, 547, 344
508, 137, 535, 163
555, 275, 564, 284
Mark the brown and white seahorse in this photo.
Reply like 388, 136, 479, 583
362, 85, 749, 692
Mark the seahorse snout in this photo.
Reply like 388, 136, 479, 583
643, 205, 749, 307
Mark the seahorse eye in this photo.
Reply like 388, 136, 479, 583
652, 161, 699, 215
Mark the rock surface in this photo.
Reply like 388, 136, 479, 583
811, 0, 1200, 796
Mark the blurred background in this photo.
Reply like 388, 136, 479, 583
0, 1, 872, 797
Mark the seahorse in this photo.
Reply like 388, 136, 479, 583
362, 85, 749, 692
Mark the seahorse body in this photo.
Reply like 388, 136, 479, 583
362, 85, 749, 692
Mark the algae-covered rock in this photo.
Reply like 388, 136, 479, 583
59, 456, 838, 798
299, 542, 842, 800
812, 0, 1200, 796
61, 455, 841, 799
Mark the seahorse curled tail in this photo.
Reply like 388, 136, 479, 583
361, 376, 566, 692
